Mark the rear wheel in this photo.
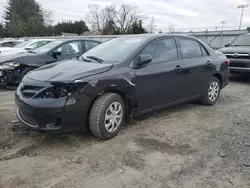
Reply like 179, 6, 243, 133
201, 77, 221, 106
89, 93, 125, 140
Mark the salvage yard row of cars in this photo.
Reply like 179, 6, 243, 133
1, 33, 249, 140
0, 38, 101, 85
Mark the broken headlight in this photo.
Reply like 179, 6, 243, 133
3, 62, 20, 68
39, 83, 87, 99
54, 85, 79, 98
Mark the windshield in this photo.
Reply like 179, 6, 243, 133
231, 35, 250, 46
81, 37, 146, 63
32, 40, 64, 54
14, 40, 33, 48
28, 40, 52, 50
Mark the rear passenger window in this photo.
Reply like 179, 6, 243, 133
200, 45, 209, 56
141, 38, 178, 63
179, 39, 202, 58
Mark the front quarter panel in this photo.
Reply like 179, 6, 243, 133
79, 65, 137, 111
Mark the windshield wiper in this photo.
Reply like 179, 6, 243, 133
80, 56, 91, 62
87, 56, 103, 64
232, 45, 250, 46
27, 50, 36, 54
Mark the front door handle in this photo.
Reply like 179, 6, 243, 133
206, 61, 212, 67
175, 65, 183, 72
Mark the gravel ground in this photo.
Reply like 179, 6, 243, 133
0, 76, 250, 188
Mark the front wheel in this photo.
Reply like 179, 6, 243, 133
20, 67, 33, 82
89, 93, 125, 140
201, 77, 221, 106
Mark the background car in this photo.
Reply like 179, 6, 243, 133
0, 39, 101, 86
0, 39, 54, 56
219, 34, 250, 75
0, 39, 25, 48
15, 35, 229, 140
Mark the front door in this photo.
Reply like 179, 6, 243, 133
135, 38, 187, 113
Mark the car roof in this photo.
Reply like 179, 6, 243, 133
113, 34, 198, 40
56, 38, 101, 43
28, 39, 55, 42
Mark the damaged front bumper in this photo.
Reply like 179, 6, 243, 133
15, 78, 93, 133
0, 66, 21, 86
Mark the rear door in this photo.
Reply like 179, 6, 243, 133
135, 37, 187, 112
178, 37, 214, 98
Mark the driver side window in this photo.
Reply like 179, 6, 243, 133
54, 41, 82, 56
141, 38, 178, 63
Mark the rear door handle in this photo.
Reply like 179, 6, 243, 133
175, 65, 183, 72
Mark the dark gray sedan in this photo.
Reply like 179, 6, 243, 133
0, 39, 101, 86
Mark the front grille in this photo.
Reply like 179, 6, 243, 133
20, 85, 44, 98
230, 63, 248, 68
225, 53, 250, 59
18, 109, 37, 127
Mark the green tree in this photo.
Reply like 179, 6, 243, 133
127, 20, 147, 34
0, 23, 6, 38
4, 0, 46, 37
54, 20, 89, 35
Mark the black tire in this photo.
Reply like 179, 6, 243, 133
201, 77, 221, 106
20, 67, 33, 82
89, 93, 125, 140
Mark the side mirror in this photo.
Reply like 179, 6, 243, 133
25, 47, 32, 50
225, 43, 230, 47
52, 51, 61, 58
136, 54, 152, 67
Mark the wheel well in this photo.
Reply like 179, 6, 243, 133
213, 73, 222, 87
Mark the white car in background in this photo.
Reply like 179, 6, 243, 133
0, 39, 54, 56
0, 39, 24, 48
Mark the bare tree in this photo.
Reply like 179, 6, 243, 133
42, 9, 54, 26
168, 24, 175, 33
88, 4, 101, 32
88, 4, 146, 34
88, 4, 116, 33
114, 4, 145, 34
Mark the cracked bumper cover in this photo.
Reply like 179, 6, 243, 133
15, 86, 93, 133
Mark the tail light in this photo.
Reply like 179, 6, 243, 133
226, 59, 230, 65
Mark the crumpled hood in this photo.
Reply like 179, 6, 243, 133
0, 52, 35, 64
26, 59, 113, 82
219, 46, 250, 53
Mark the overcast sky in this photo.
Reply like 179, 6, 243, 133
0, 0, 250, 31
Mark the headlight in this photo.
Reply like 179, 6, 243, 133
3, 62, 20, 68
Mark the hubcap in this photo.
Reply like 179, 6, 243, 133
104, 102, 123, 133
208, 81, 219, 101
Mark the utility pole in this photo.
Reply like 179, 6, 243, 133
238, 4, 249, 30
149, 17, 155, 34
220, 21, 226, 48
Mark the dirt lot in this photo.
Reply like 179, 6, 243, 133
0, 76, 250, 188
